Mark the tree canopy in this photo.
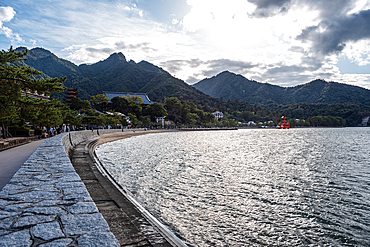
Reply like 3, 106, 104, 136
0, 47, 66, 137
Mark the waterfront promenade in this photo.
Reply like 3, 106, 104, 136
0, 129, 186, 246
0, 131, 120, 246
0, 139, 45, 190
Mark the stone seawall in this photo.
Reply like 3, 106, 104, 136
0, 130, 121, 246
62, 129, 121, 158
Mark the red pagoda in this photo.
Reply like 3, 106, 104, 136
65, 81, 78, 103
65, 88, 78, 103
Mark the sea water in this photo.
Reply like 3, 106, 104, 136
96, 128, 370, 246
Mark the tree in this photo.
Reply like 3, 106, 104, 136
69, 97, 91, 112
0, 47, 65, 138
140, 116, 153, 127
128, 113, 141, 127
90, 94, 110, 111
165, 97, 182, 123
111, 95, 143, 117
143, 102, 168, 121
185, 112, 198, 126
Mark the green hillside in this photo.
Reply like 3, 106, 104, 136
16, 47, 210, 103
194, 71, 370, 107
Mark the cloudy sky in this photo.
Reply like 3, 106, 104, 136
1, 0, 370, 88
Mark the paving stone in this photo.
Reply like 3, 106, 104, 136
13, 215, 55, 228
0, 229, 32, 247
66, 202, 99, 214
0, 210, 19, 220
55, 182, 85, 189
0, 199, 10, 207
0, 184, 28, 191
1, 203, 32, 211
61, 213, 110, 235
56, 173, 82, 182
63, 186, 89, 195
24, 206, 65, 215
77, 232, 120, 247
34, 200, 64, 207
0, 216, 17, 229
0, 132, 120, 246
33, 174, 52, 180
32, 221, 64, 240
32, 185, 59, 192
38, 238, 73, 247
19, 180, 55, 187
63, 193, 93, 202
0, 191, 61, 202
0, 230, 10, 236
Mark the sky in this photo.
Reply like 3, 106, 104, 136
1, 0, 370, 89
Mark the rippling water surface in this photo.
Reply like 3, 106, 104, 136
96, 128, 370, 246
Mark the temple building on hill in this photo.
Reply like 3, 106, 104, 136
103, 91, 153, 105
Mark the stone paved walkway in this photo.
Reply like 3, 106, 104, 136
0, 133, 119, 246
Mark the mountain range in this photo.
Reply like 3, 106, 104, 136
15, 47, 370, 109
194, 71, 370, 107
15, 47, 213, 106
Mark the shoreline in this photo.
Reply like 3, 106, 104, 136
71, 129, 186, 247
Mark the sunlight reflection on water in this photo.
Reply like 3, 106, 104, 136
96, 128, 370, 246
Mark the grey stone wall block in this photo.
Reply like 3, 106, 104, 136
0, 131, 122, 246
77, 232, 120, 247
55, 182, 85, 189
62, 186, 89, 195
0, 229, 32, 247
0, 210, 19, 220
32, 221, 64, 241
1, 202, 32, 211
13, 215, 55, 228
66, 202, 99, 214
24, 206, 65, 215
38, 238, 73, 247
0, 191, 61, 202
61, 213, 110, 235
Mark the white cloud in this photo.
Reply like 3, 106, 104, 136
3, 0, 370, 89
0, 6, 24, 43
29, 39, 37, 46
342, 40, 370, 66
0, 6, 15, 25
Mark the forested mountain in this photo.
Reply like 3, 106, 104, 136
14, 47, 274, 122
13, 47, 370, 126
16, 47, 211, 104
194, 71, 370, 107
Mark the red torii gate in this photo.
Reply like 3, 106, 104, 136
279, 116, 290, 129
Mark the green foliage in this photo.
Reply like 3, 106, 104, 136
0, 47, 66, 137
276, 103, 370, 126
128, 113, 141, 127
307, 116, 346, 127
17, 47, 278, 125
143, 102, 168, 121
8, 125, 32, 137
90, 94, 110, 111
140, 116, 153, 127
69, 97, 91, 111
111, 95, 143, 117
